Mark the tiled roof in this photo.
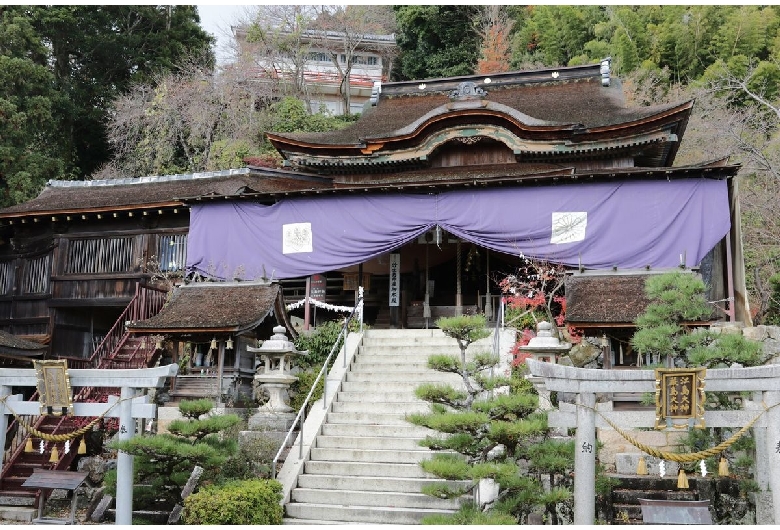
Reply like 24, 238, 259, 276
271, 76, 687, 146
0, 169, 331, 217
0, 330, 47, 354
564, 273, 652, 325
127, 282, 285, 334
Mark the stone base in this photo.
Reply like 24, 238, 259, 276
615, 453, 680, 477
239, 429, 290, 449
248, 409, 297, 432
752, 492, 775, 525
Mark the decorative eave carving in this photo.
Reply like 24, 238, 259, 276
449, 81, 487, 100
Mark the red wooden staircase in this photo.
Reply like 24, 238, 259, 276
0, 284, 167, 501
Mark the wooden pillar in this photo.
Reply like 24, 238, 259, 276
574, 391, 596, 525
216, 341, 225, 406
456, 240, 462, 316
304, 276, 311, 331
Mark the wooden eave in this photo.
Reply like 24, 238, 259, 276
0, 202, 187, 226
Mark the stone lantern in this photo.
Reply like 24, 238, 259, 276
519, 321, 571, 364
245, 325, 306, 431
520, 321, 571, 410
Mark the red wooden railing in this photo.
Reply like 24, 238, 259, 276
1, 283, 168, 484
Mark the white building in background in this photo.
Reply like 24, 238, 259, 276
233, 25, 396, 115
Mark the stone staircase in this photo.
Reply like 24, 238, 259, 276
283, 328, 482, 524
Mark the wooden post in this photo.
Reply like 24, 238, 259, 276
304, 276, 311, 331
216, 341, 225, 406
456, 240, 462, 316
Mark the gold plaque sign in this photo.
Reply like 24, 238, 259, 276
654, 367, 705, 430
34, 360, 74, 416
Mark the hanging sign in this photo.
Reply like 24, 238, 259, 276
654, 367, 706, 430
389, 253, 400, 307
34, 360, 74, 416
310, 274, 327, 301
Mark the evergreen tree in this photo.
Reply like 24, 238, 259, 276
631, 271, 765, 368
407, 314, 573, 524
107, 398, 242, 511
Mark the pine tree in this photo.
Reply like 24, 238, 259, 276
107, 398, 242, 511
407, 314, 573, 524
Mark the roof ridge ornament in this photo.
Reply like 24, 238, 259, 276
449, 81, 487, 101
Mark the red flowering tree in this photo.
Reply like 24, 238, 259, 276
499, 257, 581, 365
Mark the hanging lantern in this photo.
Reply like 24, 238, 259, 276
636, 456, 648, 475
226, 337, 234, 350
78, 437, 87, 455
210, 337, 218, 350
25, 438, 33, 453
49, 445, 59, 463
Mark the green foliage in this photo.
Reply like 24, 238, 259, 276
422, 503, 518, 524
271, 97, 352, 134
107, 399, 242, 510
177, 398, 216, 419
631, 272, 765, 368
182, 479, 283, 525
289, 318, 359, 412
1, 5, 213, 187
410, 331, 572, 523
436, 314, 490, 348
392, 5, 481, 80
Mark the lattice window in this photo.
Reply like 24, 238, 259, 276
0, 261, 14, 295
21, 255, 50, 294
65, 237, 134, 274
158, 234, 187, 272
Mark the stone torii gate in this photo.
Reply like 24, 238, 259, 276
526, 359, 780, 525
0, 364, 178, 525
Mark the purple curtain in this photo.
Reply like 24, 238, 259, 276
186, 178, 730, 280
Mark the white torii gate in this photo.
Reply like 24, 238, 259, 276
0, 364, 178, 525
526, 360, 780, 525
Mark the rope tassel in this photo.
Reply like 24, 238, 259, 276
719, 457, 729, 477
636, 456, 648, 475
677, 468, 689, 489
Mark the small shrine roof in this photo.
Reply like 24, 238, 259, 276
564, 273, 653, 326
127, 282, 289, 335
0, 330, 46, 355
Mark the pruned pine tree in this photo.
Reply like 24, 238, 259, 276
407, 314, 573, 524
107, 398, 242, 511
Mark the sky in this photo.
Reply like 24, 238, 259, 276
196, 4, 254, 64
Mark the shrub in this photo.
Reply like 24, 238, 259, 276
182, 479, 284, 525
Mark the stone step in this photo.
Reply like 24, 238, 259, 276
359, 345, 459, 355
315, 434, 427, 451
0, 505, 36, 523
284, 502, 456, 525
296, 473, 469, 494
345, 371, 461, 383
304, 460, 433, 479
350, 360, 434, 370
330, 401, 431, 415
320, 423, 433, 438
335, 391, 425, 403
309, 447, 435, 464
291, 488, 461, 510
340, 381, 460, 393
325, 411, 411, 425
353, 353, 440, 363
